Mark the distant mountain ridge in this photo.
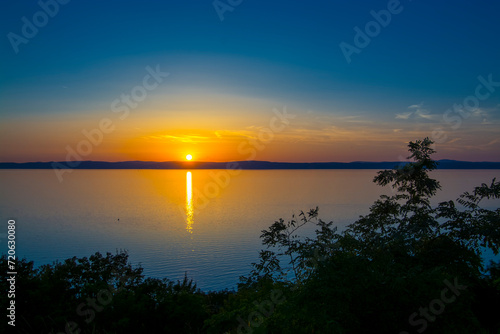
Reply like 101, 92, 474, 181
1, 160, 500, 169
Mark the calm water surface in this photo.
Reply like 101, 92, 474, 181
1, 169, 499, 291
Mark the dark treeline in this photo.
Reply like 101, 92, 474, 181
2, 159, 500, 170
1, 138, 499, 333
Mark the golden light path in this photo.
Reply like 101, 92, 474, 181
186, 171, 194, 233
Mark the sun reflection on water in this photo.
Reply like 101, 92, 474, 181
186, 171, 194, 233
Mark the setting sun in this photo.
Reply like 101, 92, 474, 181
186, 154, 193, 161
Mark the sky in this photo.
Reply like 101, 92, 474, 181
0, 0, 499, 163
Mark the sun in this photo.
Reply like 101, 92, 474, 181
186, 154, 193, 161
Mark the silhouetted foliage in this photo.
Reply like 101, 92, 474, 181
1, 138, 498, 333
0, 251, 223, 333
226, 137, 500, 333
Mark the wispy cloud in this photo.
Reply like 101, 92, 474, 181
143, 129, 262, 144
447, 137, 462, 144
396, 112, 412, 120
396, 103, 439, 121
144, 133, 212, 143
486, 138, 499, 146
471, 108, 492, 124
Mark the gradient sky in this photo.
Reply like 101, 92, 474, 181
1, 0, 499, 163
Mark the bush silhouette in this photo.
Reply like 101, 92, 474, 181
1, 138, 498, 333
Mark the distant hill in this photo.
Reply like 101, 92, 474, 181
1, 160, 499, 169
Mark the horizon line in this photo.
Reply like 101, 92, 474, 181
2, 158, 500, 164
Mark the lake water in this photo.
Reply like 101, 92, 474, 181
1, 169, 499, 291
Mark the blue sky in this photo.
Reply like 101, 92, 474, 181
0, 0, 499, 162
